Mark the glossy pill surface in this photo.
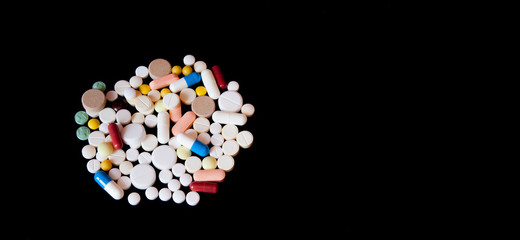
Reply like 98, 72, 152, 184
189, 182, 218, 193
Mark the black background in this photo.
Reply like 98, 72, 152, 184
14, 2, 401, 239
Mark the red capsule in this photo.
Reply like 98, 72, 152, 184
108, 123, 123, 149
211, 65, 227, 89
189, 182, 219, 193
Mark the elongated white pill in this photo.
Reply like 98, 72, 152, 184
212, 111, 247, 126
157, 111, 170, 144
200, 69, 220, 100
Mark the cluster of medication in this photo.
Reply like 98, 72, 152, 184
75, 55, 254, 206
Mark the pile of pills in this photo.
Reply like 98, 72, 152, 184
74, 55, 254, 206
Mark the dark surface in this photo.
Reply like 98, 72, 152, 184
15, 2, 402, 239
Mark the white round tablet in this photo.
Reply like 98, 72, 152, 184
135, 66, 149, 79
241, 103, 255, 117
131, 112, 145, 124
159, 169, 173, 183
86, 159, 100, 173
163, 93, 180, 110
183, 54, 196, 66
117, 176, 131, 190
168, 136, 181, 149
99, 108, 116, 123
210, 122, 222, 134
151, 145, 177, 170
180, 88, 196, 105
119, 161, 133, 175
197, 132, 211, 145
179, 173, 192, 187
236, 130, 254, 148
193, 61, 207, 72
227, 81, 239, 91
147, 90, 161, 102
126, 148, 139, 162
159, 188, 172, 201
124, 88, 137, 100
128, 192, 141, 206
88, 131, 105, 147
172, 163, 186, 177
186, 191, 200, 206
167, 179, 181, 192
129, 76, 143, 89
144, 114, 158, 128
172, 190, 185, 204
138, 152, 152, 164
218, 91, 243, 112
185, 156, 202, 173
222, 140, 240, 156
145, 187, 159, 200
108, 168, 122, 180
141, 134, 158, 152
82, 145, 96, 159
217, 155, 235, 172
193, 117, 210, 133
130, 164, 156, 190
114, 80, 131, 96
210, 134, 224, 146
221, 124, 239, 140
116, 109, 132, 125
108, 149, 125, 166
210, 146, 223, 158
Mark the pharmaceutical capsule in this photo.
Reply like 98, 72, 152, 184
108, 123, 123, 149
94, 171, 124, 200
189, 182, 218, 193
169, 72, 201, 93
212, 111, 247, 126
149, 73, 179, 90
177, 133, 209, 157
211, 65, 227, 89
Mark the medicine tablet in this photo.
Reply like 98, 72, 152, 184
159, 188, 172, 201
241, 103, 255, 117
119, 161, 134, 175
186, 191, 200, 206
172, 163, 186, 177
159, 169, 173, 183
172, 190, 185, 204
180, 88, 196, 105
169, 136, 181, 149
202, 156, 217, 170
217, 155, 235, 172
124, 87, 137, 101
116, 109, 131, 125
179, 173, 192, 187
141, 134, 158, 152
145, 187, 159, 200
86, 159, 100, 173
210, 133, 224, 147
193, 61, 207, 72
117, 176, 131, 190
135, 66, 149, 79
218, 91, 243, 112
82, 145, 96, 159
209, 146, 223, 158
222, 140, 239, 156
163, 93, 180, 110
114, 80, 131, 96
183, 54, 196, 66
82, 89, 106, 112
185, 156, 202, 173
151, 145, 177, 170
210, 122, 222, 134
176, 146, 191, 160
75, 111, 89, 125
98, 142, 114, 157
129, 76, 143, 89
191, 96, 215, 118
138, 152, 152, 164
227, 81, 239, 91
135, 95, 154, 115
128, 192, 140, 206
108, 168, 122, 180
131, 112, 145, 124
144, 114, 157, 128
99, 108, 116, 123
197, 133, 211, 145
108, 149, 125, 166
149, 58, 172, 80
130, 164, 156, 190
167, 179, 181, 192
193, 117, 210, 133
106, 90, 118, 102
126, 148, 139, 162
140, 84, 151, 95
148, 90, 161, 102
236, 130, 254, 148
221, 124, 238, 140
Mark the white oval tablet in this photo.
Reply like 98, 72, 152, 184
183, 54, 196, 66
193, 61, 207, 72
130, 164, 156, 190
128, 192, 141, 206
218, 91, 243, 112
135, 95, 154, 115
151, 145, 177, 170
186, 191, 200, 206
114, 80, 131, 96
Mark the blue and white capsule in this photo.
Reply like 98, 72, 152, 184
94, 171, 124, 200
169, 72, 201, 93
177, 132, 210, 157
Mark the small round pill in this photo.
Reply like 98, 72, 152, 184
217, 155, 235, 172
227, 81, 239, 91
160, 88, 171, 97
92, 81, 106, 91
241, 103, 255, 117
119, 161, 133, 175
82, 145, 97, 159
180, 88, 196, 105
117, 176, 131, 190
186, 191, 200, 206
139, 84, 151, 95
76, 126, 91, 140
149, 58, 171, 80
108, 168, 121, 180
167, 179, 181, 192
98, 142, 114, 157
100, 159, 112, 171
183, 54, 196, 66
171, 65, 182, 75
159, 169, 173, 183
75, 111, 89, 125
172, 190, 185, 204
195, 86, 207, 96
172, 163, 186, 177
185, 156, 202, 173
145, 187, 159, 200
124, 87, 137, 100
193, 117, 210, 133
193, 61, 207, 73
128, 192, 141, 206
221, 124, 238, 140
135, 66, 149, 78
182, 66, 193, 76
106, 90, 118, 102
129, 76, 143, 89
222, 140, 239, 156
86, 159, 100, 173
210, 122, 222, 134
177, 146, 192, 160
159, 188, 172, 201
179, 173, 192, 187
87, 118, 100, 130
236, 130, 254, 148
202, 156, 217, 170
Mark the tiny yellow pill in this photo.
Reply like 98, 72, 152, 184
100, 159, 112, 171
202, 156, 217, 170
139, 84, 151, 95
87, 118, 100, 130
172, 65, 182, 75
182, 66, 193, 76
195, 86, 207, 96
160, 88, 171, 97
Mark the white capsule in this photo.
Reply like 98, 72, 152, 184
211, 111, 247, 126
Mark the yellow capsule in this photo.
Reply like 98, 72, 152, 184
182, 66, 193, 76
160, 88, 171, 97
100, 159, 112, 171
195, 86, 207, 96
139, 84, 151, 95
87, 118, 100, 130
171, 65, 182, 75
